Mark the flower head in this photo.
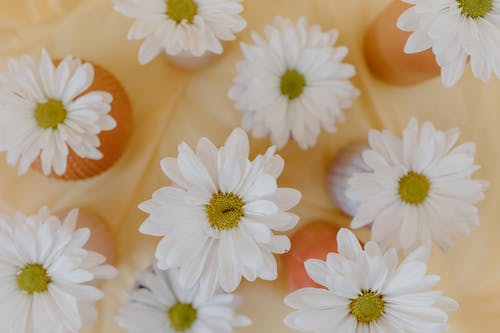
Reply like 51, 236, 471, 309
139, 128, 301, 296
0, 207, 117, 332
0, 49, 116, 176
347, 118, 489, 253
116, 265, 251, 332
398, 0, 500, 87
284, 228, 458, 333
113, 0, 247, 64
228, 16, 360, 150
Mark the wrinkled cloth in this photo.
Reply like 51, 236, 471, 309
0, 0, 498, 332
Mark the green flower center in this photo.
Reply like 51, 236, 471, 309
349, 290, 385, 324
168, 302, 197, 331
457, 0, 493, 18
16, 263, 52, 295
206, 191, 244, 231
280, 69, 306, 100
398, 171, 431, 205
167, 0, 198, 24
34, 99, 67, 129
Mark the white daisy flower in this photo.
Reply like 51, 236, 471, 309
139, 128, 301, 296
0, 49, 116, 176
228, 16, 360, 150
117, 265, 251, 333
347, 118, 489, 253
0, 207, 117, 333
397, 0, 500, 87
284, 228, 458, 333
112, 0, 247, 65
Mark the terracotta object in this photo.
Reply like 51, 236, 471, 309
57, 209, 115, 264
364, 0, 440, 85
283, 221, 340, 291
32, 63, 133, 180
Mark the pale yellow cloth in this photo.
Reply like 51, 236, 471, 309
0, 0, 498, 332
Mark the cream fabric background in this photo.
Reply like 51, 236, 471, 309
0, 0, 498, 332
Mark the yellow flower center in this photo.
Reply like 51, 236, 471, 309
167, 0, 198, 24
349, 290, 385, 324
16, 263, 52, 295
398, 171, 431, 205
34, 99, 67, 129
457, 0, 493, 18
206, 191, 244, 230
168, 302, 197, 331
280, 69, 306, 100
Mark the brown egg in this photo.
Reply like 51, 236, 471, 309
283, 221, 340, 291
364, 0, 440, 85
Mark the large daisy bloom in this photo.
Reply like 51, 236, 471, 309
0, 207, 117, 332
228, 16, 360, 150
398, 0, 500, 87
347, 118, 489, 253
113, 0, 247, 64
0, 49, 116, 176
116, 265, 251, 332
139, 128, 301, 296
284, 228, 458, 333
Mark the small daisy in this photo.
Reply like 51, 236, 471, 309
139, 128, 301, 296
0, 49, 116, 176
284, 228, 458, 333
112, 0, 247, 64
117, 265, 251, 333
347, 118, 488, 253
398, 0, 500, 87
0, 207, 117, 332
228, 16, 360, 150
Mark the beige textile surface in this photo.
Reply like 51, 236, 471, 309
0, 0, 499, 332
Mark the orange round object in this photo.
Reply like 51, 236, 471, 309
364, 0, 440, 85
283, 221, 340, 291
32, 63, 133, 180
